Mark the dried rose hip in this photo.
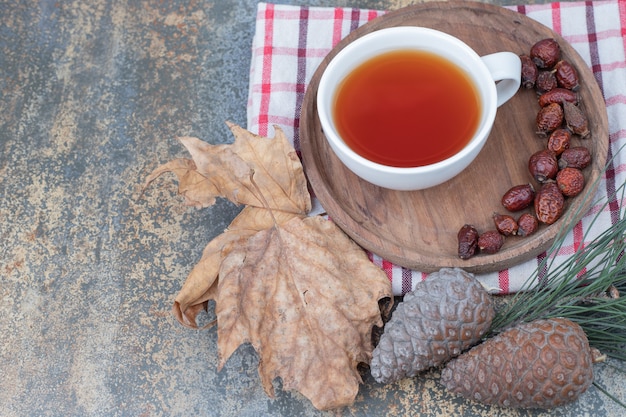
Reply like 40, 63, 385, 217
563, 101, 590, 138
547, 128, 571, 155
493, 213, 518, 236
538, 88, 578, 107
529, 149, 559, 183
502, 184, 535, 212
530, 38, 561, 69
458, 224, 479, 260
536, 102, 564, 137
520, 54, 538, 89
559, 146, 592, 170
557, 167, 585, 197
478, 230, 505, 254
535, 182, 565, 225
517, 213, 539, 237
535, 70, 558, 94
554, 60, 580, 91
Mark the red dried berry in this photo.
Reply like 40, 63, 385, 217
520, 54, 538, 89
530, 38, 561, 69
554, 60, 580, 91
559, 146, 592, 170
557, 167, 585, 197
535, 70, 558, 94
535, 182, 565, 225
502, 184, 535, 212
529, 149, 559, 183
478, 230, 505, 254
536, 102, 564, 137
547, 128, 571, 155
492, 213, 518, 236
563, 101, 590, 138
458, 224, 479, 260
538, 88, 578, 107
517, 213, 539, 237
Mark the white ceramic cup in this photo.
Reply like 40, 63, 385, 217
317, 26, 521, 191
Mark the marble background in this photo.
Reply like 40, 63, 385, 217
1, 1, 623, 416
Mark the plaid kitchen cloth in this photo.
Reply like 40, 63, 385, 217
246, 1, 626, 296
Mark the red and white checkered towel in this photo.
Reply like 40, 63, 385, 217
246, 1, 626, 296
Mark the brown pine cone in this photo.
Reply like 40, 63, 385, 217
441, 318, 594, 408
370, 268, 494, 384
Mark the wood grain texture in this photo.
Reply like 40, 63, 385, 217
300, 1, 609, 273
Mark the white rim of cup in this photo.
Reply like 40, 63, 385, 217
317, 26, 498, 175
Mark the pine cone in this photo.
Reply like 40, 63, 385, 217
370, 268, 494, 384
441, 318, 594, 408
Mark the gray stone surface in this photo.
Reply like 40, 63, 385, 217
1, 1, 624, 416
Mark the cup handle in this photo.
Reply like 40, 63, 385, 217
481, 52, 521, 107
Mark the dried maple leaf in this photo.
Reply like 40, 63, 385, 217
217, 215, 391, 410
143, 123, 392, 410
172, 205, 303, 327
143, 158, 218, 209
144, 123, 312, 325
144, 122, 311, 214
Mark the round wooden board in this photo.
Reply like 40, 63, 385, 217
299, 1, 609, 274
